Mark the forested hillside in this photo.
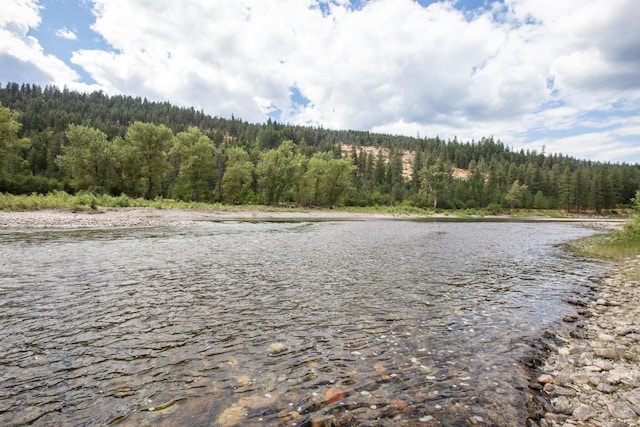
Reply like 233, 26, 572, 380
1, 82, 639, 211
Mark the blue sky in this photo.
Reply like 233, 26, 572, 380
1, 0, 639, 163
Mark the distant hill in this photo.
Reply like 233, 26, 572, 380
1, 81, 638, 211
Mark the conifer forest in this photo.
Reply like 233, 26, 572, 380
1, 82, 639, 212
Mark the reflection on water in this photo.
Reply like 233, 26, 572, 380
0, 221, 607, 426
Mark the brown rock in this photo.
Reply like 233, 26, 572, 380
537, 374, 554, 384
389, 398, 410, 414
324, 387, 345, 405
554, 373, 572, 386
237, 393, 277, 410
216, 404, 246, 427
469, 415, 484, 424
310, 415, 335, 427
595, 347, 620, 359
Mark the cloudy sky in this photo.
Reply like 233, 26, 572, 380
1, 0, 639, 163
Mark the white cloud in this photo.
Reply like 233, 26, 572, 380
0, 0, 639, 162
55, 26, 77, 40
0, 0, 97, 91
0, 0, 40, 28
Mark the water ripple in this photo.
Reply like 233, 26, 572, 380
0, 221, 607, 426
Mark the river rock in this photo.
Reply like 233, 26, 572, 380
595, 347, 621, 359
608, 401, 637, 419
468, 415, 484, 424
572, 404, 595, 421
216, 404, 246, 427
551, 385, 577, 397
269, 342, 286, 354
324, 387, 345, 405
623, 389, 640, 413
598, 333, 616, 342
537, 374, 554, 384
608, 367, 630, 384
570, 329, 588, 339
309, 415, 335, 427
388, 398, 410, 414
237, 393, 278, 409
553, 373, 573, 386
597, 382, 618, 393
551, 396, 573, 415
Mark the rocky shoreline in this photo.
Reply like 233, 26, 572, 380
527, 257, 640, 426
0, 207, 627, 229
0, 207, 413, 229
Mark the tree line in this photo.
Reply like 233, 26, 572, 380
1, 82, 639, 211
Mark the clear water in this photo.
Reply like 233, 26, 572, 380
0, 220, 607, 426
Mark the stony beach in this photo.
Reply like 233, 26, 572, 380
0, 207, 626, 229
0, 207, 412, 229
528, 257, 640, 426
1, 208, 637, 425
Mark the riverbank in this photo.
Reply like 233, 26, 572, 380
527, 256, 640, 426
0, 207, 424, 228
0, 207, 628, 229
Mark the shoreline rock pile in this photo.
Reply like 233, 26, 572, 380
528, 257, 640, 426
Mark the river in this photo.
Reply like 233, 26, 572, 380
0, 220, 608, 426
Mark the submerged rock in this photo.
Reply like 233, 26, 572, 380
324, 387, 345, 405
216, 404, 246, 427
269, 342, 286, 354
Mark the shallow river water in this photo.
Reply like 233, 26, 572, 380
0, 220, 608, 426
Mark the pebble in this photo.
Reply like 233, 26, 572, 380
469, 415, 484, 424
538, 374, 554, 384
324, 387, 345, 405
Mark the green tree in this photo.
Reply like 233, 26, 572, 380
55, 124, 112, 192
221, 147, 254, 204
126, 122, 173, 199
256, 140, 300, 205
573, 167, 590, 212
0, 104, 30, 183
373, 149, 388, 188
108, 136, 132, 195
558, 166, 574, 212
298, 153, 355, 207
324, 156, 356, 206
419, 160, 452, 209
505, 179, 528, 211
169, 127, 219, 201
